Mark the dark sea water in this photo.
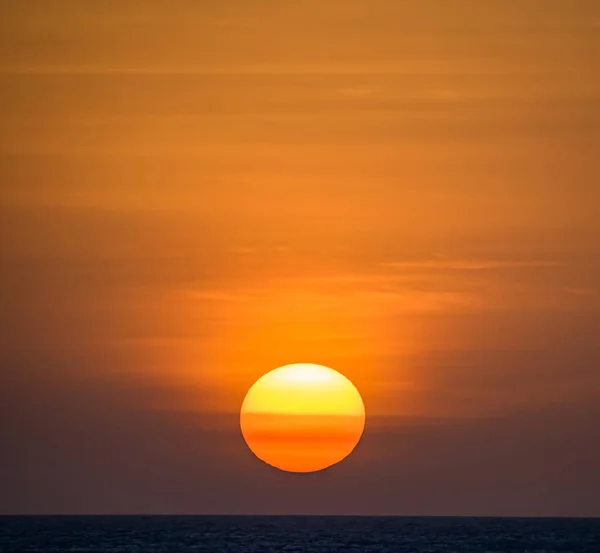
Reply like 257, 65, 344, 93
1, 516, 599, 553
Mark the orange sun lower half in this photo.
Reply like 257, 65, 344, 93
240, 363, 366, 473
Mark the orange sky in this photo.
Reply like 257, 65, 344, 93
1, 0, 599, 516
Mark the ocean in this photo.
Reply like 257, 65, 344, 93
1, 515, 599, 552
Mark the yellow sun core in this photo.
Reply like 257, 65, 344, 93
240, 363, 366, 473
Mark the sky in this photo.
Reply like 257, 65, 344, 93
1, 0, 599, 516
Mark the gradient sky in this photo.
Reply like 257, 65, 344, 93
1, 0, 599, 516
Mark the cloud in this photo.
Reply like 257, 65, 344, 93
563, 287, 598, 297
382, 258, 561, 270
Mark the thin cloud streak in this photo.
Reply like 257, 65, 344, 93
383, 258, 561, 270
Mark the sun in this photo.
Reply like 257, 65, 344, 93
240, 363, 366, 472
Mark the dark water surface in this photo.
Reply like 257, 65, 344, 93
1, 515, 599, 552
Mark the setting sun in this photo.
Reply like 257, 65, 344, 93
240, 364, 366, 472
